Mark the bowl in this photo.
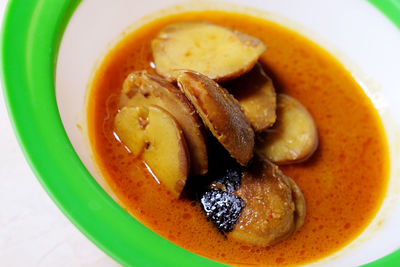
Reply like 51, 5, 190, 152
2, 0, 400, 266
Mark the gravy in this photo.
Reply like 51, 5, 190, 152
88, 11, 389, 266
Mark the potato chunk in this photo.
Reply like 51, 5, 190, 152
287, 176, 306, 230
152, 22, 266, 82
256, 94, 318, 164
115, 106, 189, 197
120, 71, 207, 175
229, 157, 306, 246
177, 71, 254, 166
226, 63, 277, 132
114, 106, 148, 156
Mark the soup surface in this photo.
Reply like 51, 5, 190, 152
88, 11, 389, 266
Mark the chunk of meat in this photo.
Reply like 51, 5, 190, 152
152, 21, 266, 82
229, 157, 306, 246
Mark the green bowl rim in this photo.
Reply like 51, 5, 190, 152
0, 0, 399, 266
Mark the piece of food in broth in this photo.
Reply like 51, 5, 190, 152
210, 164, 243, 193
256, 94, 318, 164
152, 21, 266, 82
287, 176, 306, 230
199, 189, 245, 233
114, 106, 147, 156
198, 161, 245, 233
177, 71, 255, 166
115, 105, 190, 197
120, 71, 208, 175
229, 156, 306, 246
225, 62, 277, 132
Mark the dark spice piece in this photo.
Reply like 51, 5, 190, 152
215, 165, 242, 193
200, 189, 245, 233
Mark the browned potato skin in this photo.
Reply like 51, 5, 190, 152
119, 71, 208, 175
229, 157, 306, 246
152, 21, 266, 82
177, 71, 255, 166
225, 63, 277, 132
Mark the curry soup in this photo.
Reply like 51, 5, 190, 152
87, 11, 389, 266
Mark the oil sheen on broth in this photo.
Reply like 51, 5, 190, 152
87, 11, 389, 266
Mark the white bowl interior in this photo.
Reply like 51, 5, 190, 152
55, 0, 400, 266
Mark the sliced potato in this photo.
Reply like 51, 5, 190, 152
143, 106, 190, 196
115, 105, 189, 197
287, 177, 306, 231
226, 63, 277, 132
229, 156, 306, 246
256, 94, 318, 164
114, 106, 147, 156
177, 71, 254, 166
120, 71, 208, 175
152, 21, 266, 82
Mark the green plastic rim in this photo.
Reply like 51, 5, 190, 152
0, 0, 399, 266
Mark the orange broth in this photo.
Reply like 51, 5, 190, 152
87, 11, 389, 266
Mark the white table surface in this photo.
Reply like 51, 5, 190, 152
0, 1, 118, 266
